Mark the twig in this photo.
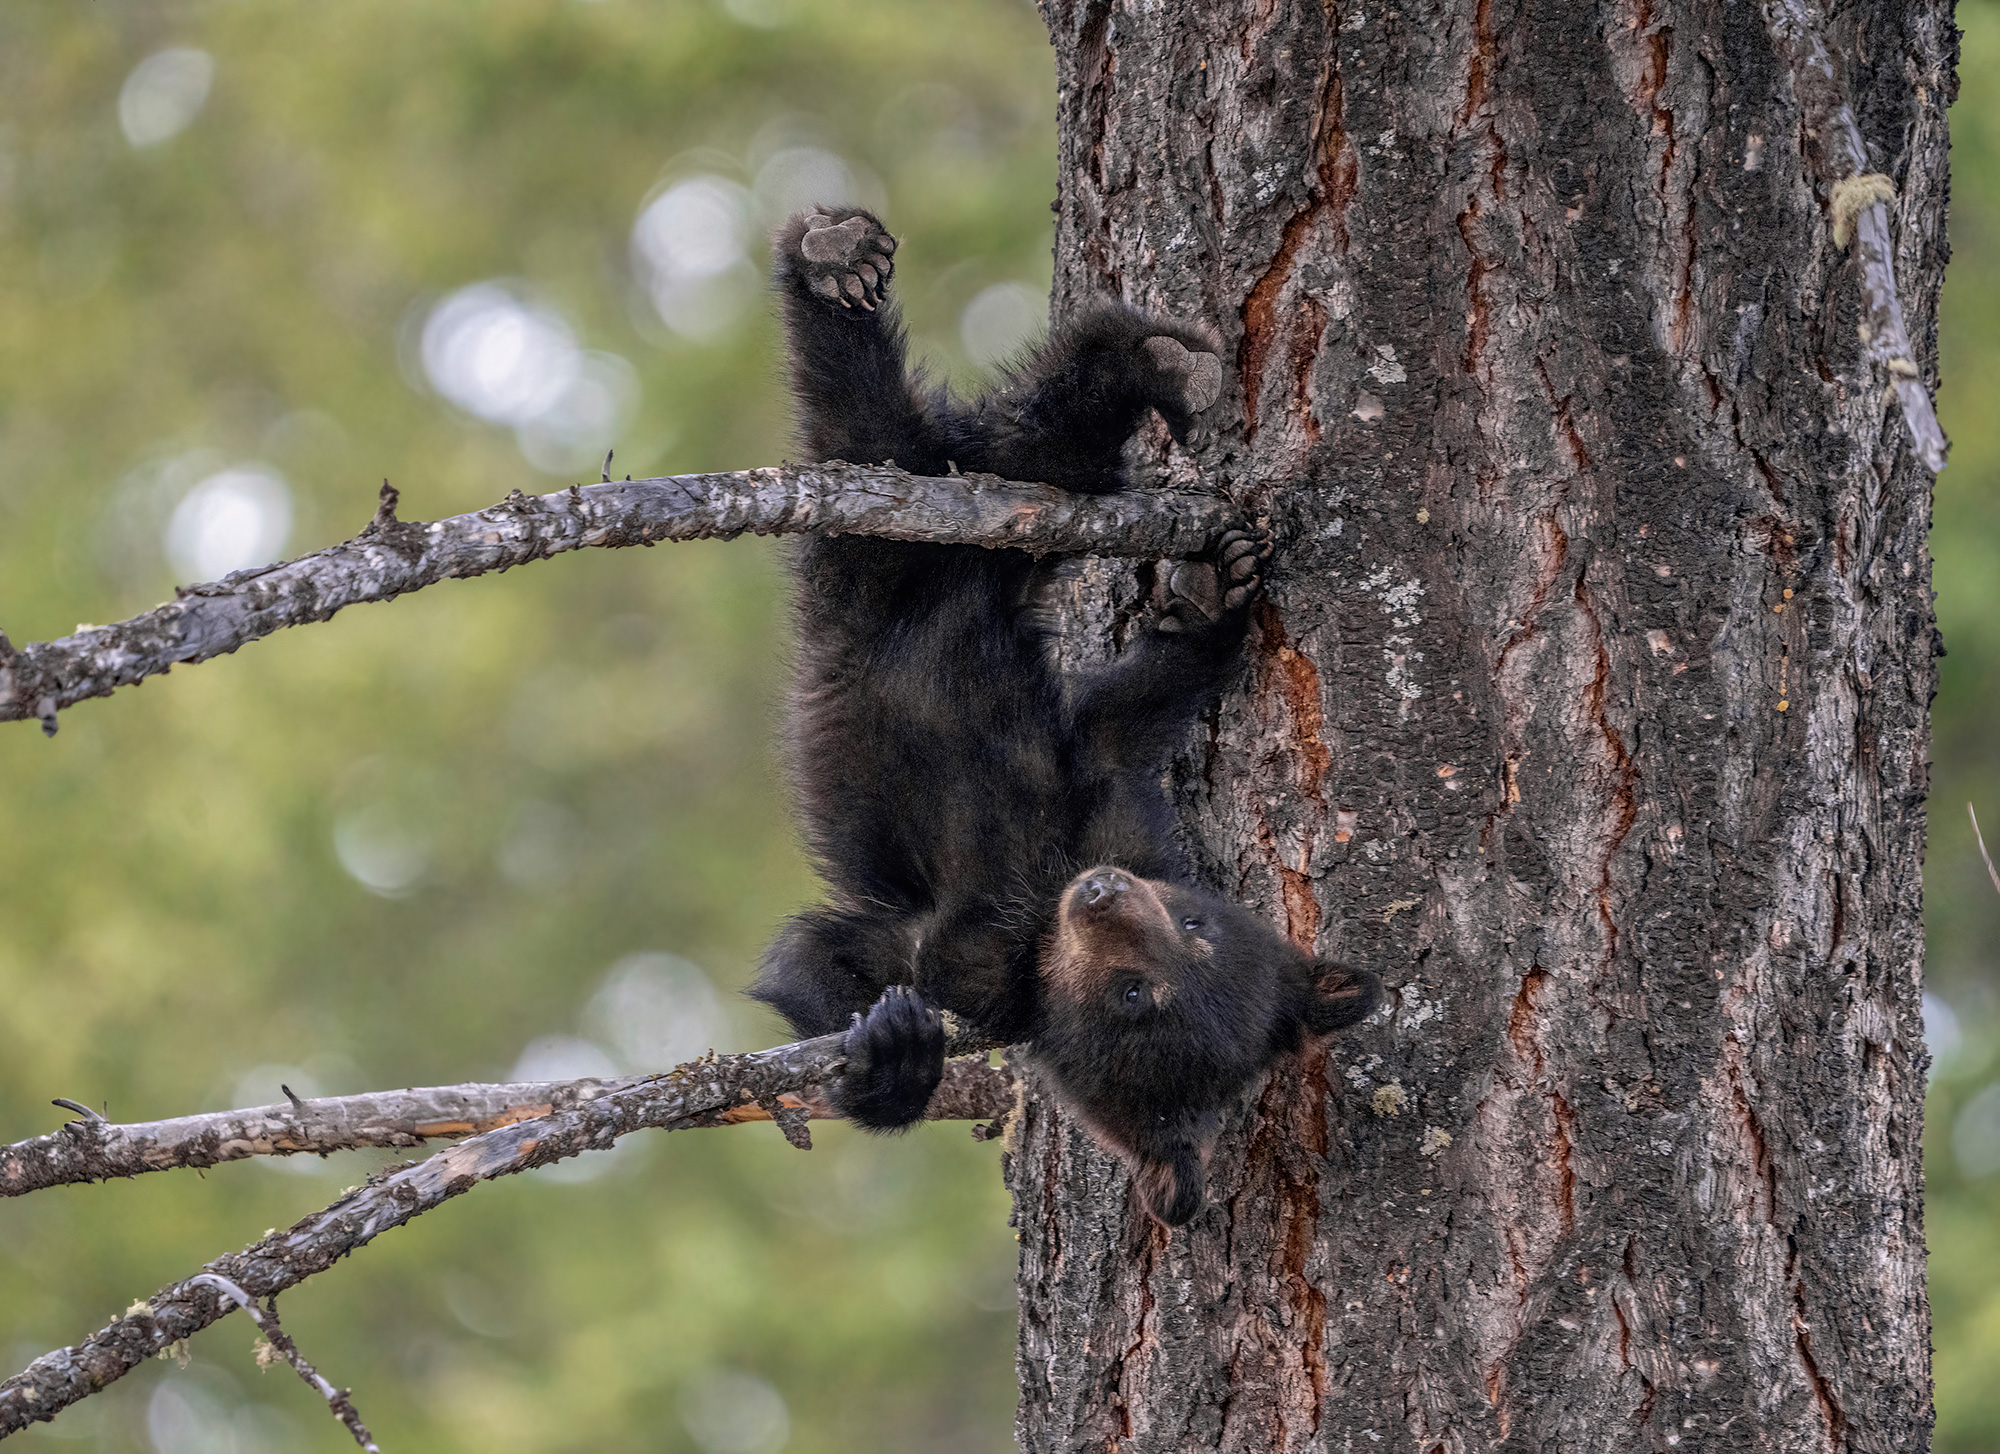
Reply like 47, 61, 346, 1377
1764, 0, 1947, 472
0, 1026, 1002, 1436
186, 1276, 379, 1452
1971, 804, 2000, 896
3, 1057, 1015, 1197
0, 464, 1238, 733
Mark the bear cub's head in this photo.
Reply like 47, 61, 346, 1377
1031, 865, 1381, 1226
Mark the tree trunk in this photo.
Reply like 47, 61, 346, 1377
1009, 1, 1949, 1449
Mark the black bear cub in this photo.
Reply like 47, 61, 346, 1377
749, 206, 1380, 1225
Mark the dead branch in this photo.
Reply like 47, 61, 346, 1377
3, 1057, 1016, 1196
188, 1275, 379, 1453
1764, 0, 1948, 472
0, 465, 1238, 734
1971, 804, 2000, 896
0, 1027, 1006, 1437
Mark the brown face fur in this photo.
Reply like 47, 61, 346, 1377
1030, 863, 1382, 1227
1042, 866, 1207, 1014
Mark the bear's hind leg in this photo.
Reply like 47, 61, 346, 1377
1071, 527, 1271, 772
773, 207, 944, 471
962, 301, 1225, 491
747, 906, 905, 1038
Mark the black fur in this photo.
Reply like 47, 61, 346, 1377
749, 207, 1381, 1224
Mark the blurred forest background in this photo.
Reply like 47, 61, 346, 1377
0, 2, 1993, 1450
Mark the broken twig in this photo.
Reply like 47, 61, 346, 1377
1971, 804, 2000, 897
188, 1275, 380, 1452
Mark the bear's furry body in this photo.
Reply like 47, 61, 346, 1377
749, 207, 1379, 1223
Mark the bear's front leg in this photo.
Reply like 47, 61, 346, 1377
1070, 527, 1271, 774
829, 985, 946, 1131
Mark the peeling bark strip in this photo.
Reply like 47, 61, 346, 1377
0, 1033, 1003, 1436
1764, 0, 1949, 473
0, 1058, 1015, 1197
1021, 0, 1941, 1449
0, 466, 1239, 732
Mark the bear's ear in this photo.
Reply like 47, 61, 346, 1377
1305, 961, 1383, 1035
1133, 1144, 1206, 1227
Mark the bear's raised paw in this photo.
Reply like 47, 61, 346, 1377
790, 208, 897, 312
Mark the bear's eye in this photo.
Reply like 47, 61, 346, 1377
1181, 917, 1203, 932
1122, 981, 1145, 1005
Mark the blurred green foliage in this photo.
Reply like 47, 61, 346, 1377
4, 2, 2000, 1450
0, 2, 1050, 1450
1929, 9, 2000, 1448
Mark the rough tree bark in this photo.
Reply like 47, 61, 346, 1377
1010, 2, 1948, 1451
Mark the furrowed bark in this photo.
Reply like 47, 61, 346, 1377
0, 466, 1238, 734
1014, 1, 1944, 1450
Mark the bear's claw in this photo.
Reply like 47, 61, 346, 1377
1217, 527, 1272, 614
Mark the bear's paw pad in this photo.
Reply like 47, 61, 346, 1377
792, 210, 896, 312
1143, 335, 1223, 414
1158, 527, 1269, 631
1158, 560, 1224, 630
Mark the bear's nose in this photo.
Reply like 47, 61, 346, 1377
1081, 871, 1131, 906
